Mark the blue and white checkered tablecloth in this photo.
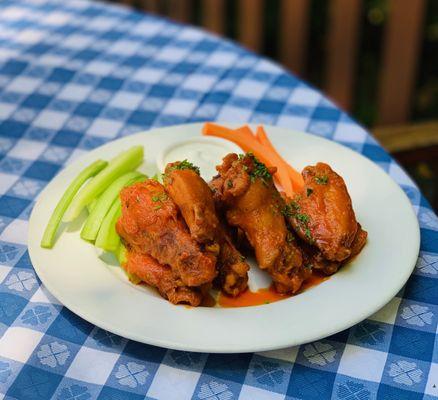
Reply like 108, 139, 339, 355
0, 0, 437, 399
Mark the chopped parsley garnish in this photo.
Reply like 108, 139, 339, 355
296, 213, 309, 224
295, 213, 314, 243
250, 156, 272, 183
286, 231, 295, 243
226, 180, 233, 188
153, 205, 162, 211
281, 204, 293, 218
305, 227, 313, 241
151, 193, 168, 202
240, 153, 272, 185
168, 160, 200, 175
306, 188, 313, 197
315, 175, 328, 185
281, 200, 300, 217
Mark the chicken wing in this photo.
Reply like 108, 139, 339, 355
163, 161, 219, 244
164, 162, 249, 296
286, 162, 361, 262
211, 153, 309, 293
123, 249, 204, 306
116, 180, 216, 287
301, 223, 368, 275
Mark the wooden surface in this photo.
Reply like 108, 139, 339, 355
325, 0, 362, 111
373, 121, 438, 152
140, 0, 160, 13
168, 0, 192, 23
237, 0, 264, 52
202, 0, 225, 35
279, 0, 310, 76
377, 0, 426, 125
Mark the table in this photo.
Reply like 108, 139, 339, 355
0, 0, 437, 399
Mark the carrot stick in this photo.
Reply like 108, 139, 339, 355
203, 122, 235, 136
234, 125, 255, 141
202, 123, 294, 197
203, 123, 254, 141
255, 126, 304, 192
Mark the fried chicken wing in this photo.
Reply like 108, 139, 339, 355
212, 153, 309, 293
164, 162, 219, 244
123, 250, 204, 306
116, 180, 216, 287
302, 223, 368, 275
164, 162, 249, 296
287, 162, 360, 262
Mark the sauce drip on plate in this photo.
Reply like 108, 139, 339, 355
217, 271, 329, 308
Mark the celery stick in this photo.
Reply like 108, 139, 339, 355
64, 146, 144, 222
40, 160, 108, 249
115, 243, 127, 265
94, 174, 145, 251
87, 198, 98, 213
114, 243, 141, 284
95, 198, 121, 252
81, 171, 144, 241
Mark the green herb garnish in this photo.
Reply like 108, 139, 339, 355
296, 213, 310, 224
286, 231, 295, 243
281, 200, 300, 218
168, 160, 200, 175
306, 188, 313, 196
226, 180, 233, 188
315, 175, 328, 185
295, 213, 314, 242
305, 228, 313, 241
152, 193, 168, 202
240, 153, 272, 185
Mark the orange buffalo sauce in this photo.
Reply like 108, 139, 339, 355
217, 271, 329, 308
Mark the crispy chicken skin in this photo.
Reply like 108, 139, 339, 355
164, 162, 219, 244
116, 180, 216, 287
211, 153, 309, 293
164, 163, 249, 296
123, 250, 204, 306
288, 163, 360, 262
302, 224, 368, 275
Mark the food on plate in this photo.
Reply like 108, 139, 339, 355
116, 180, 217, 287
210, 153, 309, 293
41, 124, 367, 307
203, 122, 303, 196
283, 162, 368, 275
64, 145, 144, 222
81, 171, 145, 241
255, 126, 304, 193
40, 159, 107, 248
163, 161, 218, 244
122, 250, 205, 306
163, 161, 249, 296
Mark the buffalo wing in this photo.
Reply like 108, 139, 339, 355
164, 162, 249, 296
116, 180, 216, 287
211, 153, 309, 293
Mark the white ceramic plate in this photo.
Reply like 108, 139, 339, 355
28, 123, 420, 353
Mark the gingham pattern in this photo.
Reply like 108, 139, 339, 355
0, 0, 437, 399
